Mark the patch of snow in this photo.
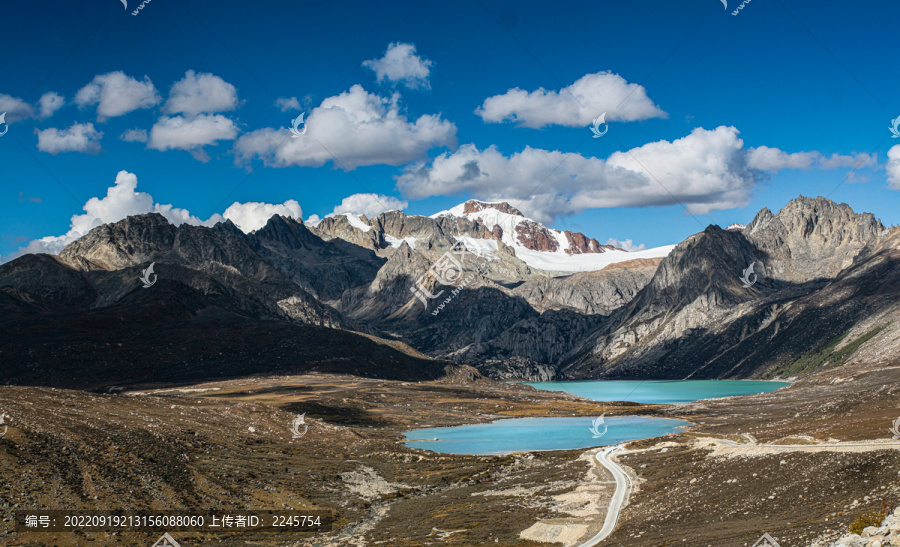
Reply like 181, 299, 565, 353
514, 245, 675, 273
453, 235, 499, 261
446, 206, 529, 250
340, 212, 373, 232
385, 234, 418, 249
552, 229, 570, 253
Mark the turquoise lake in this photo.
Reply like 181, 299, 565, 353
522, 379, 789, 404
403, 416, 692, 455
403, 380, 787, 455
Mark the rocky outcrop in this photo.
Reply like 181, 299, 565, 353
823, 507, 900, 547
251, 215, 385, 302
513, 258, 661, 314
463, 200, 524, 217
474, 356, 558, 382
339, 241, 436, 321
312, 213, 385, 250
514, 219, 560, 252
564, 231, 617, 254
745, 196, 887, 283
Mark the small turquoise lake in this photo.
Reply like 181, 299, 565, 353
522, 379, 789, 404
403, 380, 787, 455
403, 416, 691, 455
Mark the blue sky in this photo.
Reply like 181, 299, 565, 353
1, 0, 898, 260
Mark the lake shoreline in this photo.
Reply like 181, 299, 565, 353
403, 415, 693, 455
522, 379, 791, 405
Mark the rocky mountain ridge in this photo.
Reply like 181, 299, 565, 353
2, 195, 898, 384
563, 196, 898, 379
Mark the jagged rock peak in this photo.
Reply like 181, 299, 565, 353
747, 196, 884, 236
437, 199, 617, 255
58, 213, 178, 270
254, 214, 315, 248
461, 200, 525, 217
742, 195, 886, 282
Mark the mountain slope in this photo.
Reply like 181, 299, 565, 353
562, 197, 897, 379
250, 214, 385, 303
0, 269, 467, 388
56, 212, 342, 326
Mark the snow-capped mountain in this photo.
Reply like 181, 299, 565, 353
431, 200, 674, 273
311, 199, 673, 274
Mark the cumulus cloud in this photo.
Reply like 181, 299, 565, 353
2, 172, 329, 262
38, 92, 65, 119
234, 84, 456, 170
120, 128, 149, 142
475, 71, 666, 129
606, 238, 646, 252
148, 114, 238, 159
163, 70, 239, 116
746, 146, 876, 171
222, 200, 303, 233
887, 145, 900, 190
7, 171, 221, 260
35, 123, 103, 154
0, 93, 36, 122
363, 42, 433, 89
74, 71, 161, 120
398, 126, 869, 220
330, 193, 408, 218
276, 97, 301, 111
2, 170, 331, 262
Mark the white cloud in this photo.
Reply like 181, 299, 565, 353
606, 238, 646, 252
3, 171, 333, 262
0, 93, 36, 122
221, 200, 303, 233
7, 171, 222, 260
163, 70, 239, 116
475, 71, 666, 129
35, 123, 103, 154
886, 145, 900, 190
330, 193, 408, 218
276, 97, 301, 111
120, 128, 149, 142
399, 127, 882, 220
234, 84, 456, 170
38, 92, 65, 119
397, 126, 816, 220
148, 114, 238, 158
363, 42, 433, 89
818, 152, 877, 169
745, 146, 817, 171
74, 72, 161, 120
746, 146, 876, 171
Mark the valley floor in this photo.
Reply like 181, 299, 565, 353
2, 361, 899, 546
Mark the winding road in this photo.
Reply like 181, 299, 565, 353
576, 444, 631, 547
574, 438, 900, 547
